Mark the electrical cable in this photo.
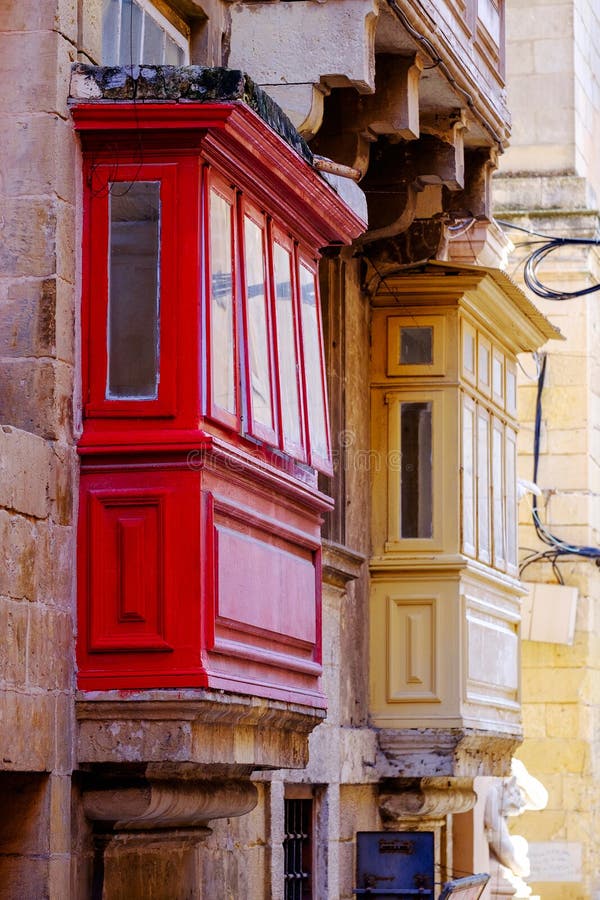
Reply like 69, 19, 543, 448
520, 353, 600, 576
497, 219, 600, 301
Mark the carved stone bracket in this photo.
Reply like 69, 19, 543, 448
379, 776, 477, 823
83, 778, 257, 831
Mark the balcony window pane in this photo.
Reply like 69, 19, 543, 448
142, 10, 165, 62
300, 263, 328, 462
400, 326, 433, 365
506, 429, 517, 567
477, 410, 491, 562
274, 243, 301, 448
492, 420, 505, 568
400, 401, 433, 538
102, 0, 121, 64
107, 181, 160, 399
462, 399, 475, 555
244, 216, 273, 431
210, 190, 235, 414
120, 0, 143, 63
165, 35, 184, 65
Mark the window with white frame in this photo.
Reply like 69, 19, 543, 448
102, 0, 190, 66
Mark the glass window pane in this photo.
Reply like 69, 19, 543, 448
463, 327, 475, 375
400, 401, 433, 539
165, 35, 184, 65
102, 0, 121, 65
142, 10, 165, 63
400, 326, 433, 365
120, 0, 143, 64
462, 400, 475, 554
479, 342, 490, 388
506, 367, 517, 414
244, 216, 273, 431
300, 264, 328, 462
210, 190, 235, 414
506, 430, 517, 568
274, 243, 301, 448
107, 181, 160, 399
492, 421, 505, 567
493, 354, 504, 400
477, 411, 491, 562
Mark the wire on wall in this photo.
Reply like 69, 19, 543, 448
497, 219, 600, 301
519, 353, 600, 579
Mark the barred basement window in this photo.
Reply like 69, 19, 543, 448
284, 798, 313, 900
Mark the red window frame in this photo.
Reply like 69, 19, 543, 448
297, 251, 333, 475
204, 170, 241, 431
270, 225, 307, 463
201, 166, 332, 474
239, 198, 279, 446
84, 161, 179, 419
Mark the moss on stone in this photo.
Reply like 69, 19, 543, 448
70, 64, 312, 164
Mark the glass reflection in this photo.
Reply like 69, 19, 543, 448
299, 264, 328, 461
400, 402, 433, 538
210, 190, 235, 414
244, 216, 273, 430
107, 181, 160, 399
273, 243, 301, 447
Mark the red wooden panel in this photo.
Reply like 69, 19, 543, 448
202, 490, 325, 706
77, 466, 204, 689
215, 526, 316, 645
88, 490, 170, 652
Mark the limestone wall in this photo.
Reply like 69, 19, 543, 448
502, 0, 600, 204
0, 1, 82, 894
496, 165, 600, 900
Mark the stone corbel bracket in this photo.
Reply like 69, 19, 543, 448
379, 776, 477, 822
376, 728, 521, 779
417, 109, 468, 191
227, 0, 379, 137
83, 778, 257, 831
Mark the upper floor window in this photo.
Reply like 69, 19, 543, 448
102, 0, 190, 66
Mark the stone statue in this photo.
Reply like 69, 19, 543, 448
484, 759, 548, 897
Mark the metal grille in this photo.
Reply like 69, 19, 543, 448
284, 798, 312, 900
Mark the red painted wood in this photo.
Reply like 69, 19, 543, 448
74, 99, 362, 704
78, 467, 204, 686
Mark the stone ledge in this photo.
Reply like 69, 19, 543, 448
376, 728, 522, 779
69, 63, 312, 164
77, 690, 326, 773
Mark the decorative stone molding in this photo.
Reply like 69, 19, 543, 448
379, 776, 477, 822
322, 540, 366, 590
77, 690, 325, 772
376, 728, 522, 779
83, 778, 257, 831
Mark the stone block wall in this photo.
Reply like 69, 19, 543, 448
503, 0, 600, 204
0, 1, 80, 895
493, 180, 600, 893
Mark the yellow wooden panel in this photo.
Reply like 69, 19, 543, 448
386, 595, 438, 702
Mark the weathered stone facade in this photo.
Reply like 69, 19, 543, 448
0, 0, 558, 897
